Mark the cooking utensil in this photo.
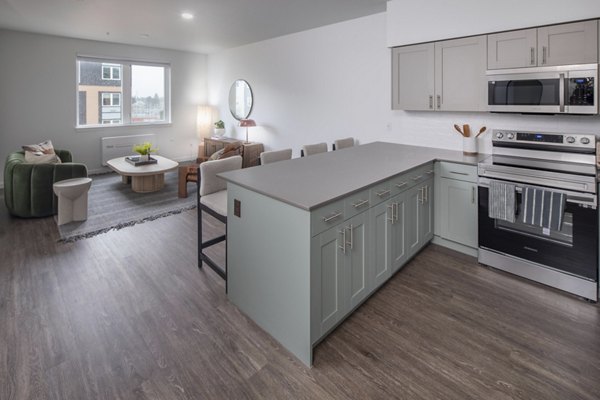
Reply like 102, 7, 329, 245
453, 124, 465, 137
476, 126, 487, 138
463, 124, 471, 137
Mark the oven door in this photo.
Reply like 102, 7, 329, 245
478, 184, 598, 281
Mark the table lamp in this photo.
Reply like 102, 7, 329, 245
239, 119, 256, 144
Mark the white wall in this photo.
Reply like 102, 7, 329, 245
208, 13, 600, 158
0, 29, 207, 185
387, 0, 600, 47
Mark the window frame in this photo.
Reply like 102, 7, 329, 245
76, 56, 171, 129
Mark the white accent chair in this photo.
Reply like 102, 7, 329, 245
301, 142, 327, 157
259, 148, 293, 165
333, 137, 355, 150
197, 156, 243, 281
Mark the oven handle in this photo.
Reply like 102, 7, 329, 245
478, 178, 597, 209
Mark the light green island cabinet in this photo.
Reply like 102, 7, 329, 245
433, 161, 479, 256
221, 143, 485, 367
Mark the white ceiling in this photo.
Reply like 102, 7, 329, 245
0, 0, 388, 54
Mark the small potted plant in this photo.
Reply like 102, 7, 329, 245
132, 142, 158, 162
214, 120, 225, 137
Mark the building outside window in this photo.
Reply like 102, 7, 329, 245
76, 57, 170, 128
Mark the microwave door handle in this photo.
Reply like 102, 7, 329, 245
559, 73, 565, 113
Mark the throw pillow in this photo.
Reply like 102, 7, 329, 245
208, 142, 243, 161
22, 139, 56, 155
24, 151, 62, 164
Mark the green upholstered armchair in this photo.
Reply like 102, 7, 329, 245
4, 150, 88, 218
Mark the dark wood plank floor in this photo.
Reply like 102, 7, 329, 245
1, 197, 599, 399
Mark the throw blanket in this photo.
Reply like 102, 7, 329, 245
488, 180, 516, 223
522, 186, 566, 231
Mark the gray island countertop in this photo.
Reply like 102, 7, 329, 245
219, 141, 488, 211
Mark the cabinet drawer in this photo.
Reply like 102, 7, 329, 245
344, 188, 371, 219
439, 162, 477, 183
370, 180, 393, 206
405, 163, 434, 188
389, 172, 410, 195
311, 199, 345, 236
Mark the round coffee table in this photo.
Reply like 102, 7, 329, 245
106, 155, 179, 193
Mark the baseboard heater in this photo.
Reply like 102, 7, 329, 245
101, 134, 155, 166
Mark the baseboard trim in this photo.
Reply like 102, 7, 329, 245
432, 235, 478, 257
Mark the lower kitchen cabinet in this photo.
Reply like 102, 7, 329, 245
406, 178, 434, 259
313, 212, 369, 337
439, 178, 478, 248
434, 161, 478, 255
370, 192, 407, 290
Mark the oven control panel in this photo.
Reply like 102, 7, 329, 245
492, 129, 597, 151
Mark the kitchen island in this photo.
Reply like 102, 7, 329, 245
219, 142, 487, 366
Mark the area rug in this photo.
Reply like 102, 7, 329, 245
57, 171, 196, 242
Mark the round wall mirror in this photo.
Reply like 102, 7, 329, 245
228, 79, 253, 120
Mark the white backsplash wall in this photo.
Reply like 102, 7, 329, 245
208, 12, 600, 158
0, 29, 207, 185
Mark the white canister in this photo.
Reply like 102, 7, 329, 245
463, 136, 477, 155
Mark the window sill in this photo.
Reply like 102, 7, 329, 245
75, 121, 172, 132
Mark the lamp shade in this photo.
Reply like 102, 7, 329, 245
197, 105, 214, 138
239, 119, 256, 127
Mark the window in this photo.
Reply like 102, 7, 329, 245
76, 57, 170, 128
102, 64, 121, 80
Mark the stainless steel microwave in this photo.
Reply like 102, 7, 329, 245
487, 64, 598, 114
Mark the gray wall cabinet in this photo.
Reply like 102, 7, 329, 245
488, 20, 598, 69
392, 36, 487, 112
434, 162, 478, 255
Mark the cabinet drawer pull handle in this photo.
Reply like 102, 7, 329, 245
472, 186, 476, 204
424, 185, 428, 203
429, 95, 433, 110
352, 199, 369, 208
395, 182, 407, 188
338, 229, 346, 253
542, 46, 547, 65
426, 170, 434, 175
323, 211, 342, 223
436, 95, 441, 109
412, 175, 423, 181
449, 171, 468, 176
393, 202, 399, 222
376, 189, 391, 197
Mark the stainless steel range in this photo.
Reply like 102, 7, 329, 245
478, 129, 598, 301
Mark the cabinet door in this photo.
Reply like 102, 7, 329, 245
488, 28, 537, 69
391, 193, 407, 273
314, 224, 347, 336
392, 43, 435, 111
435, 36, 487, 111
419, 179, 434, 243
538, 20, 598, 66
370, 200, 393, 290
345, 213, 369, 309
439, 178, 478, 248
406, 184, 422, 258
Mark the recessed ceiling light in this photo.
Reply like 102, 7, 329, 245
181, 12, 194, 20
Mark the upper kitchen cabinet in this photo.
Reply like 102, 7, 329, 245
435, 36, 487, 112
392, 43, 435, 111
488, 28, 537, 69
392, 36, 486, 112
537, 20, 598, 66
488, 20, 598, 69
